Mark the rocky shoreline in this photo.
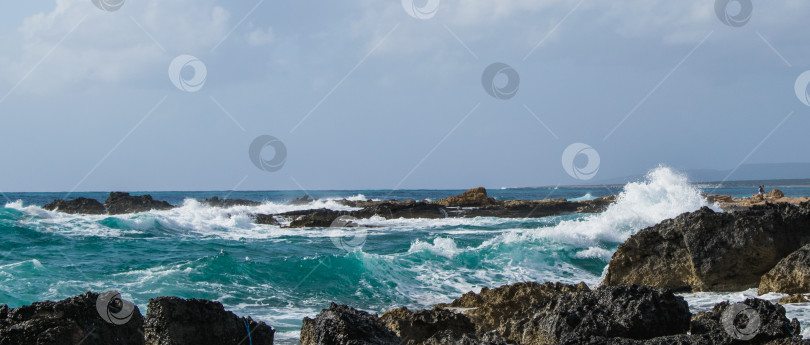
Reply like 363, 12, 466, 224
9, 188, 809, 344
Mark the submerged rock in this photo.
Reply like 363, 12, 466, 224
201, 196, 260, 207
253, 213, 280, 226
759, 243, 810, 295
300, 302, 399, 345
279, 208, 350, 228
0, 292, 144, 345
604, 202, 810, 292
777, 294, 810, 304
143, 297, 274, 345
105, 192, 174, 215
288, 195, 312, 205
43, 197, 106, 215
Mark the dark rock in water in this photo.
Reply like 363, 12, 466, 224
777, 294, 810, 304
300, 302, 399, 345
253, 213, 280, 226
143, 297, 274, 345
201, 196, 260, 208
43, 197, 106, 214
435, 187, 499, 207
379, 307, 476, 345
105, 192, 174, 215
690, 298, 800, 344
278, 208, 350, 228
759, 243, 810, 295
288, 195, 312, 205
604, 202, 810, 292
353, 202, 448, 219
520, 285, 691, 344
436, 281, 590, 343
0, 291, 144, 345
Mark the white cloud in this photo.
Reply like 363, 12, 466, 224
246, 27, 274, 47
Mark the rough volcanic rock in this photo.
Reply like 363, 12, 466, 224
690, 299, 800, 344
288, 195, 312, 205
105, 192, 174, 215
604, 203, 810, 292
769, 189, 786, 199
353, 202, 448, 219
759, 244, 810, 294
435, 281, 590, 342
519, 285, 691, 344
435, 187, 500, 207
379, 307, 475, 345
300, 303, 399, 345
777, 294, 809, 304
253, 214, 280, 226
201, 196, 260, 207
43, 197, 106, 214
575, 195, 617, 213
0, 292, 144, 345
278, 209, 350, 228
421, 329, 515, 345
143, 297, 273, 345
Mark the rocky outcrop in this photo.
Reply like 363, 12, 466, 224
516, 285, 691, 344
300, 302, 399, 345
288, 195, 312, 205
201, 196, 260, 208
435, 187, 499, 207
777, 294, 809, 304
253, 214, 280, 226
105, 192, 174, 215
759, 243, 810, 295
276, 209, 350, 228
0, 292, 144, 345
353, 202, 448, 219
379, 307, 476, 345
43, 197, 106, 214
770, 189, 786, 199
435, 281, 590, 341
690, 299, 800, 344
604, 202, 810, 292
143, 297, 274, 345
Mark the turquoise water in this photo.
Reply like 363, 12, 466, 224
1, 170, 809, 343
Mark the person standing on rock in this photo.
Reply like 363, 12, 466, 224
759, 185, 765, 196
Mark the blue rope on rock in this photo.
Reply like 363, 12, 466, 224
243, 318, 253, 345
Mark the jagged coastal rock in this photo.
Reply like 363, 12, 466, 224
689, 299, 800, 344
759, 243, 810, 295
201, 196, 261, 207
143, 297, 274, 345
43, 197, 106, 215
0, 292, 144, 345
434, 187, 497, 207
604, 202, 810, 292
105, 192, 174, 215
300, 302, 399, 345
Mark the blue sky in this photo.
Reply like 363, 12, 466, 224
0, 0, 809, 192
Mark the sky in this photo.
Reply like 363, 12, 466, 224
0, 0, 809, 192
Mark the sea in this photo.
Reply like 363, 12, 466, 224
1, 167, 808, 343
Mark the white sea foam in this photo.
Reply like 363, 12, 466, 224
569, 193, 595, 201
408, 237, 461, 258
533, 166, 717, 248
